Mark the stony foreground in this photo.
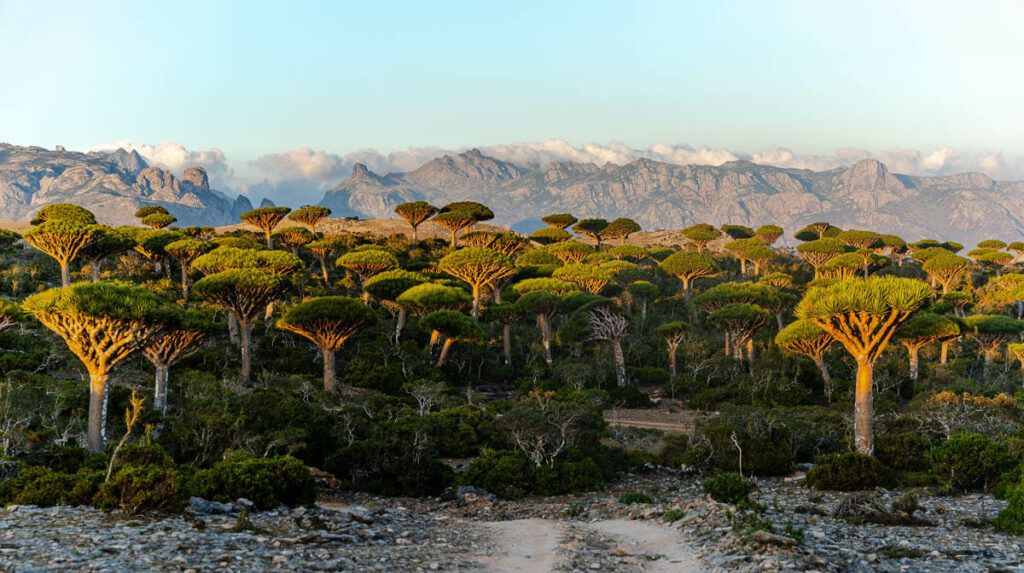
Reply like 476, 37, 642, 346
1, 473, 1024, 572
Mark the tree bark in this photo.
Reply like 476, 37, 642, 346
60, 261, 71, 288
539, 314, 553, 368
471, 285, 480, 320
683, 279, 693, 302
854, 359, 874, 455
940, 340, 950, 364
502, 323, 512, 366
322, 347, 337, 393
908, 345, 920, 381
154, 365, 169, 415
181, 266, 190, 303
319, 258, 330, 284
612, 340, 627, 386
87, 373, 108, 453
668, 343, 678, 380
90, 260, 101, 283
265, 233, 273, 250
437, 338, 454, 367
395, 307, 407, 343
228, 314, 240, 345
428, 329, 440, 353
814, 357, 832, 403
239, 317, 252, 386
411, 224, 419, 242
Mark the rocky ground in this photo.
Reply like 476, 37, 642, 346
1, 471, 1023, 572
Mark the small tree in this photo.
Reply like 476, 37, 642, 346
963, 314, 1024, 365
708, 303, 771, 362
529, 227, 572, 245
306, 237, 348, 283
22, 283, 173, 452
135, 205, 169, 220
562, 300, 629, 386
608, 245, 649, 263
143, 310, 210, 414
754, 225, 784, 246
604, 218, 641, 245
541, 213, 577, 230
132, 229, 182, 279
277, 297, 377, 393
193, 269, 288, 385
287, 205, 331, 235
336, 249, 400, 300
482, 302, 523, 366
142, 213, 177, 230
515, 290, 562, 368
397, 283, 472, 350
241, 206, 292, 249
837, 229, 882, 252
655, 321, 690, 379
512, 278, 580, 297
796, 277, 931, 454
922, 254, 971, 294
797, 238, 846, 279
431, 202, 494, 247
271, 226, 315, 255
776, 319, 836, 401
165, 239, 213, 302
438, 248, 516, 319
391, 201, 438, 241
545, 241, 594, 264
460, 230, 497, 249
488, 233, 530, 259
79, 226, 133, 283
628, 281, 658, 321
364, 269, 428, 341
681, 223, 722, 253
572, 218, 609, 249
794, 222, 839, 241
420, 310, 483, 367
896, 312, 960, 381
759, 272, 794, 289
721, 224, 754, 240
553, 263, 615, 295
31, 203, 96, 225
23, 220, 97, 287
1007, 343, 1024, 382
183, 226, 216, 241
0, 299, 23, 335
659, 251, 718, 301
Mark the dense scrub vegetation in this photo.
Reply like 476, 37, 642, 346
3, 204, 1024, 530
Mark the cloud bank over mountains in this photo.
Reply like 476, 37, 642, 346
83, 139, 1024, 205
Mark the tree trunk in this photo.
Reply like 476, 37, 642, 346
539, 314, 553, 368
668, 343, 678, 379
683, 279, 693, 302
502, 323, 512, 366
60, 261, 71, 288
471, 285, 480, 320
739, 259, 746, 275
322, 347, 337, 393
746, 338, 754, 361
854, 359, 874, 455
154, 365, 169, 415
984, 347, 995, 365
775, 313, 785, 332
265, 234, 273, 250
724, 331, 731, 357
940, 340, 949, 365
411, 224, 419, 242
612, 340, 627, 387
493, 286, 502, 305
90, 259, 101, 283
87, 373, 108, 453
814, 357, 832, 403
228, 314, 239, 345
239, 317, 252, 386
181, 266, 190, 303
319, 258, 330, 284
449, 229, 457, 247
265, 301, 275, 320
641, 300, 647, 322
908, 345, 920, 381
428, 329, 440, 353
437, 338, 454, 367
395, 307, 407, 343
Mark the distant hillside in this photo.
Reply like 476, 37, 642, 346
0, 143, 252, 226
319, 149, 1024, 245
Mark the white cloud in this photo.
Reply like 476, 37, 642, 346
80, 139, 1024, 206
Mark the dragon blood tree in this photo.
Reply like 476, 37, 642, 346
541, 213, 578, 230
796, 238, 846, 279
754, 225, 784, 246
515, 290, 562, 368
286, 205, 332, 235
277, 296, 377, 393
23, 220, 97, 287
396, 283, 472, 351
896, 312, 960, 381
394, 201, 439, 242
240, 206, 292, 249
963, 314, 1024, 367
482, 302, 523, 366
165, 238, 214, 302
572, 218, 609, 249
655, 321, 690, 379
658, 251, 718, 301
776, 319, 837, 402
364, 269, 428, 342
306, 237, 349, 284
680, 223, 722, 253
922, 253, 971, 294
796, 276, 931, 454
431, 202, 494, 247
420, 310, 483, 367
553, 263, 615, 295
562, 298, 630, 386
336, 249, 400, 301
193, 269, 289, 386
545, 241, 594, 264
79, 225, 134, 283
603, 218, 641, 246
143, 309, 211, 414
31, 203, 97, 226
271, 226, 316, 255
437, 247, 515, 320
22, 282, 174, 452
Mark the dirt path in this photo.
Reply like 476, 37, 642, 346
477, 518, 705, 572
479, 518, 566, 572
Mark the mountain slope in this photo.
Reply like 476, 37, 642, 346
0, 143, 252, 226
320, 150, 1024, 244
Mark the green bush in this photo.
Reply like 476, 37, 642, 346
618, 492, 653, 504
188, 451, 316, 509
995, 484, 1024, 535
994, 465, 1023, 500
701, 424, 794, 476
930, 433, 1016, 492
99, 464, 184, 515
806, 453, 893, 491
875, 431, 935, 472
0, 466, 104, 507
703, 472, 752, 504
463, 450, 606, 500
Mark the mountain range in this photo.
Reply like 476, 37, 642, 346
319, 149, 1024, 245
3, 142, 1024, 246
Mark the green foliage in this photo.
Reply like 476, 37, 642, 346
930, 433, 1016, 492
141, 213, 177, 229
397, 283, 471, 313
995, 484, 1024, 535
464, 449, 607, 499
541, 213, 578, 229
440, 201, 494, 221
618, 492, 653, 504
703, 472, 752, 504
721, 225, 754, 240
529, 227, 572, 244
22, 281, 177, 323
658, 251, 717, 278
135, 206, 170, 219
796, 276, 932, 319
364, 269, 428, 300
806, 453, 893, 491
188, 451, 316, 509
420, 310, 482, 340
962, 314, 1024, 337
31, 203, 97, 225
99, 463, 184, 515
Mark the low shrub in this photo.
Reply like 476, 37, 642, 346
806, 453, 893, 491
98, 464, 184, 515
463, 450, 606, 500
0, 466, 104, 507
875, 432, 935, 472
994, 465, 1024, 500
929, 433, 1016, 493
995, 484, 1024, 535
703, 472, 752, 504
701, 424, 793, 476
188, 451, 316, 509
618, 492, 653, 504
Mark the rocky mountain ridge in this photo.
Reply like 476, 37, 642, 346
319, 149, 1024, 245
0, 143, 252, 226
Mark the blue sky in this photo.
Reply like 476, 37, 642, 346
2, 0, 1023, 200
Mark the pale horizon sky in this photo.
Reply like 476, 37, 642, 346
2, 0, 1023, 202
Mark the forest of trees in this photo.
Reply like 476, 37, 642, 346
3, 201, 1024, 531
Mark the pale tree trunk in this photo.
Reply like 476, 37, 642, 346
90, 259, 101, 283
724, 331, 731, 357
395, 307, 407, 343
668, 343, 679, 379
320, 258, 330, 284
428, 329, 440, 353
181, 266, 190, 303
854, 360, 874, 455
908, 345, 920, 381
265, 301, 275, 321
437, 338, 454, 367
683, 279, 693, 302
493, 286, 502, 304
322, 347, 337, 393
775, 313, 785, 332
154, 365, 169, 415
411, 224, 419, 242
539, 314, 553, 368
87, 373, 108, 453
502, 323, 512, 366
612, 340, 627, 387
940, 340, 950, 364
471, 285, 480, 320
265, 234, 273, 250
228, 314, 240, 345
814, 357, 833, 403
60, 261, 71, 288
239, 317, 252, 386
